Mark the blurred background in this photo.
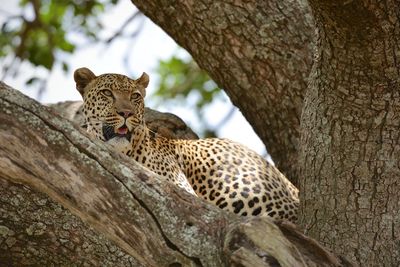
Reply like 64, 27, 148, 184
0, 0, 266, 155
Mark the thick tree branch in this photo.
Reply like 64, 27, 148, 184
0, 82, 226, 266
0, 82, 352, 266
0, 178, 141, 266
131, 0, 315, 184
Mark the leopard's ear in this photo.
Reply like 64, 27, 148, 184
136, 72, 149, 97
74, 67, 96, 96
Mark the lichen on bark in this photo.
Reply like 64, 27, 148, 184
0, 178, 140, 266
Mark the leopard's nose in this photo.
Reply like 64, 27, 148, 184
117, 110, 133, 118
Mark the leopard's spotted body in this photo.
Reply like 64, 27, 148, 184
74, 67, 299, 222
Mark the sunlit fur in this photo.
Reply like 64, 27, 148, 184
74, 68, 300, 222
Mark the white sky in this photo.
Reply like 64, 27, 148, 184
1, 0, 267, 155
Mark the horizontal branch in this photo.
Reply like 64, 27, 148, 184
0, 82, 352, 266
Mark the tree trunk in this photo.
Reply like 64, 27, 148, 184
0, 82, 352, 266
132, 0, 400, 265
300, 0, 400, 265
131, 0, 315, 184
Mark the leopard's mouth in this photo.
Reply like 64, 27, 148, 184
102, 124, 132, 141
117, 125, 129, 135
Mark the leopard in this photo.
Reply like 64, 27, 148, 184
73, 67, 299, 222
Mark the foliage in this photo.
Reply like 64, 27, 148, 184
1, 0, 115, 70
155, 56, 221, 108
0, 0, 119, 98
154, 54, 228, 137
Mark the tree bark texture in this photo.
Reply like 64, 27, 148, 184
0, 100, 196, 266
131, 0, 315, 184
0, 83, 353, 266
300, 0, 400, 265
0, 178, 140, 266
131, 0, 400, 265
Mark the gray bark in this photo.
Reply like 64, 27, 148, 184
300, 0, 400, 265
130, 0, 400, 265
0, 82, 351, 266
0, 178, 140, 266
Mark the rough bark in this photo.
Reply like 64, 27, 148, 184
131, 0, 400, 265
131, 0, 315, 184
300, 0, 400, 265
0, 100, 196, 266
0, 178, 140, 266
0, 82, 352, 266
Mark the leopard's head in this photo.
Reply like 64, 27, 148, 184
74, 67, 149, 151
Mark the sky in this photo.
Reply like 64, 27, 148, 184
1, 0, 267, 156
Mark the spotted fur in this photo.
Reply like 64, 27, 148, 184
74, 67, 299, 222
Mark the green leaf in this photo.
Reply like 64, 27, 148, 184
154, 50, 225, 136
25, 77, 40, 85
62, 61, 69, 72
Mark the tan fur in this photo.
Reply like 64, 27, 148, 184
74, 68, 299, 222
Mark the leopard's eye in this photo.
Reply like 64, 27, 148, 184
131, 92, 141, 101
101, 89, 113, 97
